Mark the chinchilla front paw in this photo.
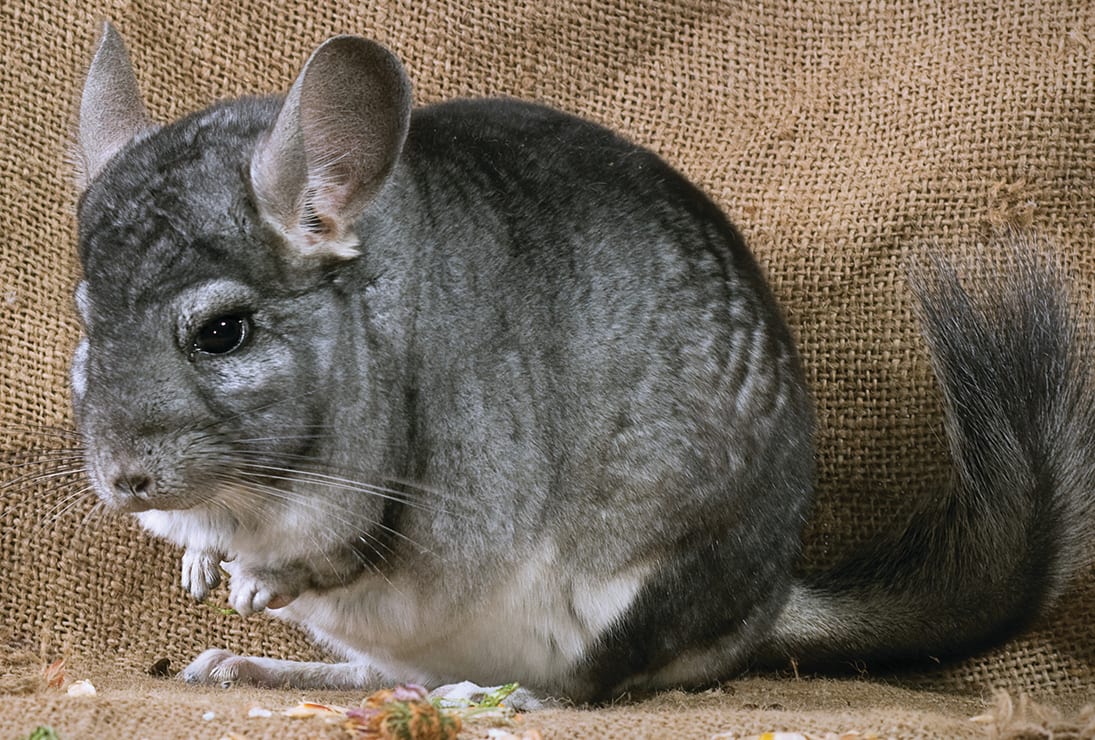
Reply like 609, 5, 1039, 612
181, 547, 224, 602
222, 559, 299, 617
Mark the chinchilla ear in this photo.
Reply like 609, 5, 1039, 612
250, 36, 413, 262
76, 21, 156, 193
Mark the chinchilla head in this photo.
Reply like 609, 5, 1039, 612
71, 23, 413, 534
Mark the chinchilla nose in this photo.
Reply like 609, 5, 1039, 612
111, 468, 155, 504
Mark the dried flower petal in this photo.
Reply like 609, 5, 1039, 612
391, 683, 429, 702
42, 658, 65, 689
284, 702, 345, 719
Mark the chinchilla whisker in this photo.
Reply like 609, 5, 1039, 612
43, 484, 96, 520
31, 484, 98, 537
213, 479, 284, 523
208, 492, 257, 527
355, 531, 393, 564
214, 474, 378, 537
362, 517, 442, 562
228, 436, 410, 462
233, 426, 396, 440
0, 452, 87, 477
222, 447, 436, 493
0, 445, 86, 459
30, 471, 92, 506
319, 530, 388, 587
0, 424, 84, 441
217, 485, 351, 568
345, 531, 414, 595
78, 498, 110, 531
41, 490, 96, 530
215, 473, 434, 563
230, 435, 328, 445
1, 464, 89, 498
5, 461, 86, 486
223, 471, 436, 555
349, 538, 403, 592
226, 461, 456, 517
296, 529, 354, 583
351, 471, 456, 503
7, 459, 86, 478
219, 480, 399, 579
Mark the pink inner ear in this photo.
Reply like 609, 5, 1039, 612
249, 36, 411, 261
296, 36, 412, 229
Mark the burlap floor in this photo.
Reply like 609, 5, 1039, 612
1, 0, 1093, 737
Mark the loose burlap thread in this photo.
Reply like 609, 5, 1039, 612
1, 1, 1092, 737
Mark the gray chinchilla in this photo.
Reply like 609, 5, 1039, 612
69, 22, 1095, 702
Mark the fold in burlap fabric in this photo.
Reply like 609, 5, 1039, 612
1, 1, 1092, 737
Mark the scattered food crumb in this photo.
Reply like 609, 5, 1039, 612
434, 682, 521, 713
207, 602, 239, 616
286, 684, 461, 738
348, 684, 461, 739
279, 683, 539, 738
202, 711, 216, 721
714, 733, 879, 740
486, 729, 543, 740
247, 706, 273, 718
65, 679, 96, 697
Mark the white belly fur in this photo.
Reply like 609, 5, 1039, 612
276, 543, 651, 690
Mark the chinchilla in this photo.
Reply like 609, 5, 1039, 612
67, 22, 1095, 703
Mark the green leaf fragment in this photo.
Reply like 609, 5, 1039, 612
205, 603, 238, 616
474, 683, 520, 708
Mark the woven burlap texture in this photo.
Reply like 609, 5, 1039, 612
1, 1, 1093, 737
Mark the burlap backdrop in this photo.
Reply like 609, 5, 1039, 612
1, 1, 1092, 737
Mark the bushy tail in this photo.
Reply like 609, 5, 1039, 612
766, 231, 1095, 669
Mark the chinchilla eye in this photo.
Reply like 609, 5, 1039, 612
192, 314, 251, 356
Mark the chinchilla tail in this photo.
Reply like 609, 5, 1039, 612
763, 230, 1095, 671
